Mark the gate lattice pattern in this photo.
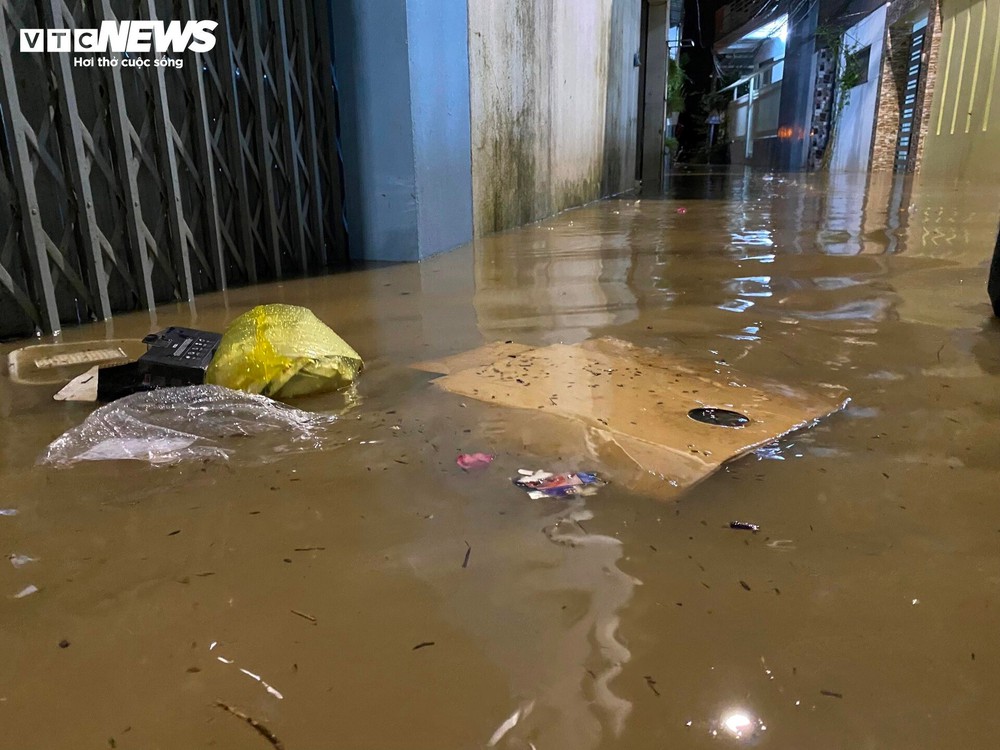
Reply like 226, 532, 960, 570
0, 0, 347, 338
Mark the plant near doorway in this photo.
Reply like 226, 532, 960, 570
815, 24, 867, 169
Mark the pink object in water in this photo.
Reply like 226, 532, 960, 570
676, 207, 687, 214
457, 452, 495, 471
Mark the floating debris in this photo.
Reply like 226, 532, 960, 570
419, 338, 846, 501
729, 521, 760, 533
215, 701, 285, 750
644, 675, 661, 696
487, 701, 535, 747
209, 643, 283, 699
13, 584, 39, 599
290, 609, 317, 623
8, 554, 37, 569
513, 469, 603, 500
766, 539, 795, 550
457, 452, 495, 470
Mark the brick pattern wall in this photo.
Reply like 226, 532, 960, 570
870, 25, 912, 171
913, 0, 941, 173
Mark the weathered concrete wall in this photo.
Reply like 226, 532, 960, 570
603, 0, 643, 197
921, 0, 1000, 182
468, 0, 642, 236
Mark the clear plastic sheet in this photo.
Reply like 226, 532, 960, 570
39, 385, 338, 467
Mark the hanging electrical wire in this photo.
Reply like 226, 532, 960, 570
694, 0, 705, 46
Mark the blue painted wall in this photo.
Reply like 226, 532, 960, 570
406, 0, 474, 258
329, 0, 473, 262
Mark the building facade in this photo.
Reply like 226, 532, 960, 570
713, 0, 997, 178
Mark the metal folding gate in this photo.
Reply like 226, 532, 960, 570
0, 0, 348, 339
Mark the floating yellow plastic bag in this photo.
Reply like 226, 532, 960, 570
206, 304, 363, 398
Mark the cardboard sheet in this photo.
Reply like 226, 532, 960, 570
423, 338, 847, 499
411, 341, 534, 375
53, 367, 100, 402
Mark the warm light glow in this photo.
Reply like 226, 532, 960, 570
716, 708, 766, 740
723, 712, 754, 737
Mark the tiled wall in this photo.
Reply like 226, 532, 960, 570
808, 48, 837, 170
913, 2, 941, 172
870, 25, 913, 171
871, 1, 940, 172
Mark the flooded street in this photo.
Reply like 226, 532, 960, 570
2, 170, 1000, 749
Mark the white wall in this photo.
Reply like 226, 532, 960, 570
921, 0, 1000, 182
829, 4, 888, 173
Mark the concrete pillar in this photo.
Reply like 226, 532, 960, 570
640, 0, 668, 192
329, 0, 474, 262
774, 0, 819, 171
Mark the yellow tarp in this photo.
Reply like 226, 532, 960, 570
206, 304, 362, 398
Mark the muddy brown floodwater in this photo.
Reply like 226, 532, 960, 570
2, 169, 1000, 749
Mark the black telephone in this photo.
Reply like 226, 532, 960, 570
96, 326, 223, 401
138, 327, 222, 373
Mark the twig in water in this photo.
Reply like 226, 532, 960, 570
644, 675, 661, 696
412, 641, 435, 650
293, 547, 325, 552
290, 609, 317, 623
781, 351, 802, 366
462, 541, 472, 569
215, 700, 285, 750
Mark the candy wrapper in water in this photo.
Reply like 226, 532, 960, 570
514, 469, 603, 499
457, 452, 495, 470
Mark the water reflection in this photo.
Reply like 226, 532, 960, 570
473, 212, 639, 344
398, 488, 640, 749
464, 169, 998, 747
3, 168, 1000, 749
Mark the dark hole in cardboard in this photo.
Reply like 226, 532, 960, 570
687, 407, 750, 428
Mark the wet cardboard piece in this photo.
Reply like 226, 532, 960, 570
423, 338, 847, 500
53, 367, 100, 402
411, 341, 534, 375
